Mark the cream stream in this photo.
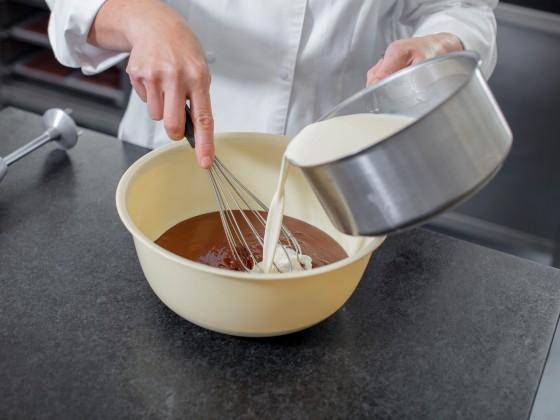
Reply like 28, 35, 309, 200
261, 155, 290, 273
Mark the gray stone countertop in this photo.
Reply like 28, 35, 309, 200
1, 107, 560, 419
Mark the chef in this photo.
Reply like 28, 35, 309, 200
46, 0, 497, 168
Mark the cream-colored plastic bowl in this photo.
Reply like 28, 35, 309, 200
116, 133, 385, 337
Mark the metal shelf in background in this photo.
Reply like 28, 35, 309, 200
11, 52, 127, 106
2, 1, 131, 110
10, 13, 50, 48
1, 77, 124, 135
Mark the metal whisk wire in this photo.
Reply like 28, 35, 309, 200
208, 156, 302, 272
184, 104, 303, 272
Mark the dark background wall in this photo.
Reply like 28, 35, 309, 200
427, 2, 560, 267
455, 18, 560, 241
503, 0, 560, 14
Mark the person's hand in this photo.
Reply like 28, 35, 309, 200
90, 0, 214, 168
126, 13, 214, 168
366, 33, 463, 86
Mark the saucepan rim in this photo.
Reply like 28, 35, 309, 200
288, 50, 481, 169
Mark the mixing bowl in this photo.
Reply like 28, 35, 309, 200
116, 133, 385, 337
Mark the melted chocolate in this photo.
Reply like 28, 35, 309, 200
155, 211, 347, 272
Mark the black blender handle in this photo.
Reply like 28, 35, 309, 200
184, 103, 196, 148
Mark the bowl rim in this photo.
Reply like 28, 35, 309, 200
115, 134, 386, 281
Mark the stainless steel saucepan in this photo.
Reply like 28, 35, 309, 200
289, 51, 513, 236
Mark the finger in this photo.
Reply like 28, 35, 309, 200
366, 58, 384, 86
190, 88, 214, 169
162, 87, 187, 140
146, 80, 164, 121
130, 77, 147, 102
369, 43, 413, 83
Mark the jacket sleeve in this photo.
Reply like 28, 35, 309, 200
45, 0, 129, 75
399, 1, 498, 78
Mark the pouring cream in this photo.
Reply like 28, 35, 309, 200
261, 113, 414, 273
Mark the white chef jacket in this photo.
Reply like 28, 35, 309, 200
46, 0, 498, 149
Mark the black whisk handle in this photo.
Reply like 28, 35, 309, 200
184, 103, 196, 148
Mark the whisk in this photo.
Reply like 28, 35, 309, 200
184, 104, 304, 272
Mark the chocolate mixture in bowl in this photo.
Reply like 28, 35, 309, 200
155, 211, 347, 272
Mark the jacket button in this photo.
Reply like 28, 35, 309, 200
279, 69, 291, 81
206, 51, 216, 63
